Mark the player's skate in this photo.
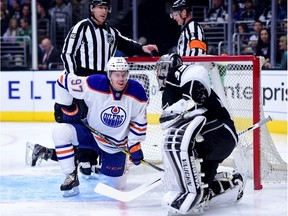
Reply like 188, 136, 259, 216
25, 142, 51, 166
61, 169, 80, 197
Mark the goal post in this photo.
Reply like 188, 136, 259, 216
126, 55, 287, 190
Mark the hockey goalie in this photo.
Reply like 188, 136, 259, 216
155, 53, 245, 214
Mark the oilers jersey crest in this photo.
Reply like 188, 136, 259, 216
101, 106, 126, 128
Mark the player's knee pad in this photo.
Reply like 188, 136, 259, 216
52, 123, 79, 147
100, 174, 127, 190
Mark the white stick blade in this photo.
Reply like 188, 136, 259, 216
94, 176, 162, 202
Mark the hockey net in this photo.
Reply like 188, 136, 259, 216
127, 55, 287, 190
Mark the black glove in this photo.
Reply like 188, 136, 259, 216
61, 103, 82, 123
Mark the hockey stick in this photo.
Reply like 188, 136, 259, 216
93, 116, 273, 202
237, 116, 272, 137
80, 120, 164, 172
94, 174, 163, 202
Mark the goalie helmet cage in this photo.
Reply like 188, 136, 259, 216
126, 55, 287, 190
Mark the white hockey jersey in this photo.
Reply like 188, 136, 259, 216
56, 73, 148, 154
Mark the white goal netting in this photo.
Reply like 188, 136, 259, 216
127, 56, 287, 190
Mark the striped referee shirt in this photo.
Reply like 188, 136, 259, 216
177, 19, 207, 56
61, 17, 144, 76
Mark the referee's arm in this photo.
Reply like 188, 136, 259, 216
115, 29, 145, 56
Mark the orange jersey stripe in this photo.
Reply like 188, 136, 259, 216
130, 123, 147, 132
56, 148, 74, 155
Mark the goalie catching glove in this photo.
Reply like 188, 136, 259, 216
128, 143, 144, 165
160, 99, 207, 130
61, 103, 82, 123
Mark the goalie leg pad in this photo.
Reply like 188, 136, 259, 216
205, 172, 244, 207
162, 116, 207, 214
162, 191, 198, 214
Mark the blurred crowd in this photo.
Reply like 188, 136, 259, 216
0, 0, 287, 70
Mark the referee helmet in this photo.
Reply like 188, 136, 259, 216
170, 0, 192, 18
90, 0, 111, 11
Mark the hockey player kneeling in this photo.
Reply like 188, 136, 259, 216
52, 57, 147, 197
156, 53, 244, 214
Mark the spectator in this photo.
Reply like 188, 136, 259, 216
69, 0, 89, 26
275, 35, 287, 69
256, 28, 271, 68
280, 18, 287, 35
202, 0, 227, 54
20, 3, 31, 24
38, 37, 62, 70
265, 35, 287, 69
17, 17, 31, 65
2, 17, 20, 43
240, 0, 256, 21
8, 0, 21, 21
18, 17, 31, 46
49, 0, 72, 30
236, 23, 252, 54
247, 20, 264, 54
258, 0, 287, 23
49, 0, 72, 50
37, 1, 51, 40
233, 0, 244, 21
204, 0, 227, 23
0, 0, 11, 36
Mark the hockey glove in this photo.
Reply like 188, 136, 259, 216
61, 103, 82, 123
128, 143, 143, 166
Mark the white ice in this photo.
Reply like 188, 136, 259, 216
0, 122, 287, 216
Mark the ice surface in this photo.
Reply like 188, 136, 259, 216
0, 122, 287, 216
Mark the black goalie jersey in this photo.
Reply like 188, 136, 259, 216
162, 64, 236, 132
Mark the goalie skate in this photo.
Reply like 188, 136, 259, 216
25, 142, 44, 166
61, 170, 80, 197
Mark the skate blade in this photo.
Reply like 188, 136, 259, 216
62, 186, 80, 197
25, 142, 43, 167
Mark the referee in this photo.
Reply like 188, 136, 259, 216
61, 0, 159, 76
170, 0, 206, 56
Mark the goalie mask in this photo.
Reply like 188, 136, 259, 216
155, 53, 183, 90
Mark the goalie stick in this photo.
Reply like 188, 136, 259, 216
93, 116, 273, 202
237, 116, 272, 137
